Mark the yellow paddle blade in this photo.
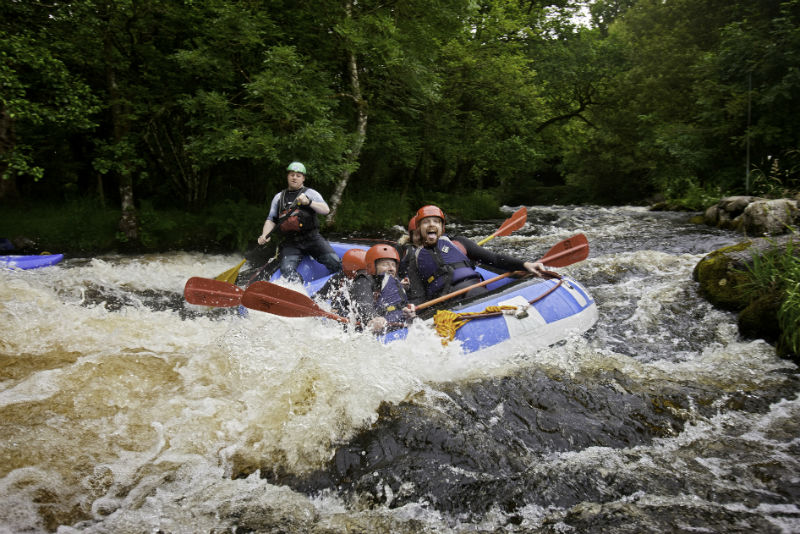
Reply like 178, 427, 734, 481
215, 259, 247, 284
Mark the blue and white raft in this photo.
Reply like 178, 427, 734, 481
0, 254, 64, 270
262, 242, 598, 355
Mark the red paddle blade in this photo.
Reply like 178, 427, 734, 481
184, 277, 244, 307
539, 233, 589, 267
494, 206, 527, 237
241, 281, 348, 322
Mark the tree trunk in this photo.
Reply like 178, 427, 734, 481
118, 180, 137, 238
326, 0, 368, 226
104, 26, 138, 241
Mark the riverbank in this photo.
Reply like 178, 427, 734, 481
0, 192, 506, 256
694, 235, 800, 361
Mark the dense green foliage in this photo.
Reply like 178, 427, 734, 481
1, 0, 799, 245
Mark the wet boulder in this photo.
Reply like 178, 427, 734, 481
703, 196, 760, 231
702, 196, 799, 235
692, 241, 759, 310
693, 235, 799, 357
741, 198, 799, 236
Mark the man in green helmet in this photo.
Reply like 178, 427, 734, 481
257, 162, 342, 282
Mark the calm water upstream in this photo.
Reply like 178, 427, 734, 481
2, 206, 799, 533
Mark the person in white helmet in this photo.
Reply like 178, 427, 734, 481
257, 162, 341, 282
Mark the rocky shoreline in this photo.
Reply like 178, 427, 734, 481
690, 196, 798, 361
699, 195, 799, 236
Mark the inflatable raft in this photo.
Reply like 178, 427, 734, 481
0, 254, 64, 270
260, 242, 597, 355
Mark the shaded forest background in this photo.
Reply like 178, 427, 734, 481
2, 0, 799, 252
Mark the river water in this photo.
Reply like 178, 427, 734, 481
2, 206, 799, 533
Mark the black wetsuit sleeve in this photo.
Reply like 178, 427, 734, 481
397, 244, 412, 279
453, 235, 527, 272
350, 275, 378, 321
405, 252, 428, 305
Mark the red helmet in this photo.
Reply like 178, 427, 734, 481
414, 205, 445, 229
408, 216, 417, 232
365, 244, 400, 275
342, 248, 367, 278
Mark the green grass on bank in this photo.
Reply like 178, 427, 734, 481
743, 238, 800, 356
1, 199, 120, 253
0, 198, 269, 254
0, 190, 506, 255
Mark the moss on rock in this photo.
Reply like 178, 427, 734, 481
692, 241, 754, 310
694, 235, 799, 362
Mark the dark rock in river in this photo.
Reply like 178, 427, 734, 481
693, 235, 799, 358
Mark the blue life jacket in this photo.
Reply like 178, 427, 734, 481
374, 274, 409, 324
414, 236, 481, 298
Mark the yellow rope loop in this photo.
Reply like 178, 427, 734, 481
433, 305, 518, 344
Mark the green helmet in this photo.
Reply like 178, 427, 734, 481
286, 161, 306, 174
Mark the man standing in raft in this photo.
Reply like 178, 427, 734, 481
406, 205, 547, 303
257, 162, 342, 282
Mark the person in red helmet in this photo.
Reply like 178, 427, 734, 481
316, 248, 367, 318
397, 215, 421, 279
407, 205, 546, 303
350, 244, 416, 334
407, 215, 422, 246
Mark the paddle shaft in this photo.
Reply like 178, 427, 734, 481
415, 271, 524, 311
414, 235, 588, 311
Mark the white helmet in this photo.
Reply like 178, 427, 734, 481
286, 161, 306, 174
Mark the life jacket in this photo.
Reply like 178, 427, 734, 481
373, 273, 409, 325
277, 187, 318, 234
414, 236, 481, 298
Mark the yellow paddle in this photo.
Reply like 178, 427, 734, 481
215, 258, 247, 284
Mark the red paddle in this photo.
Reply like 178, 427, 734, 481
184, 277, 244, 307
539, 233, 588, 267
477, 207, 527, 245
241, 281, 349, 323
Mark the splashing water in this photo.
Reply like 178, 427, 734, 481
1, 206, 798, 533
